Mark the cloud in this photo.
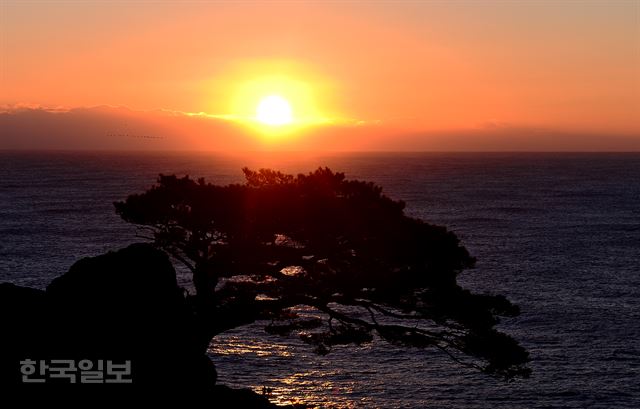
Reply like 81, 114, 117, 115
0, 103, 71, 114
0, 105, 387, 151
0, 105, 252, 151
1, 106, 638, 152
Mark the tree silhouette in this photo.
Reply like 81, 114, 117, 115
115, 167, 530, 380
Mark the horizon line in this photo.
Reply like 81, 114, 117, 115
2, 148, 640, 154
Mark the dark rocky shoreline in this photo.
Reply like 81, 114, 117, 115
0, 243, 305, 407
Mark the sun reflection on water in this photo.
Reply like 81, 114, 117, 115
209, 336, 293, 358
210, 329, 367, 408
208, 307, 439, 408
249, 372, 360, 408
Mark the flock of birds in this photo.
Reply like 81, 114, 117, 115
105, 132, 163, 139
105, 121, 164, 139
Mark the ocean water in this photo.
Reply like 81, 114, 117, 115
1, 151, 638, 408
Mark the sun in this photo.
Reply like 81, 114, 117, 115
256, 95, 293, 126
220, 61, 337, 135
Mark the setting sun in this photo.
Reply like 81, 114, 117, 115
256, 95, 293, 126
217, 60, 338, 138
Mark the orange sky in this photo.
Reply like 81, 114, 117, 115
1, 1, 639, 151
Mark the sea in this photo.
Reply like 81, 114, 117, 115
1, 151, 638, 408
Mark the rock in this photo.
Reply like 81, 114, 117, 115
0, 282, 47, 384
0, 243, 215, 392
0, 244, 298, 407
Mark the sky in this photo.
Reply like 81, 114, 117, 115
1, 0, 639, 151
